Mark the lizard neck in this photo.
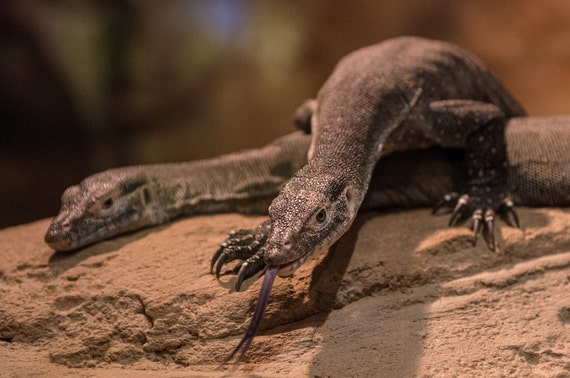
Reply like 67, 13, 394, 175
132, 131, 312, 219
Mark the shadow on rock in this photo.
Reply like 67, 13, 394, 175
47, 224, 168, 277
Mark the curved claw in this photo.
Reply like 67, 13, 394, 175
215, 253, 229, 279
471, 209, 483, 246
449, 194, 469, 226
210, 244, 226, 274
500, 198, 520, 228
236, 255, 267, 291
436, 189, 516, 251
235, 265, 249, 292
484, 209, 496, 251
432, 192, 459, 214
507, 207, 520, 228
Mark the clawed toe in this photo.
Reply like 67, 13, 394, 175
210, 245, 226, 274
498, 198, 520, 228
210, 220, 270, 291
449, 194, 469, 226
471, 208, 482, 246
434, 190, 519, 251
432, 192, 460, 215
483, 208, 496, 251
471, 208, 495, 250
236, 254, 266, 291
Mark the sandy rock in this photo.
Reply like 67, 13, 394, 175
1, 207, 569, 377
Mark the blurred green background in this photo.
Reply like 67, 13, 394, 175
1, 0, 570, 228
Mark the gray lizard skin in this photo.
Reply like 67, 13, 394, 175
44, 36, 569, 364
44, 131, 310, 251
45, 116, 570, 251
214, 36, 529, 284
210, 37, 568, 363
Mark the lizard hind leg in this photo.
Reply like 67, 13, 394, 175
211, 220, 271, 291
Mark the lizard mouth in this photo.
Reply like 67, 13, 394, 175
275, 251, 314, 277
45, 222, 117, 251
44, 224, 79, 251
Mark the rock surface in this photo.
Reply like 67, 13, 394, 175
1, 208, 569, 377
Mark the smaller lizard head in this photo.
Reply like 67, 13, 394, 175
45, 169, 159, 251
264, 173, 360, 276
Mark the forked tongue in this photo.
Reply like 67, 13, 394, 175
221, 264, 280, 366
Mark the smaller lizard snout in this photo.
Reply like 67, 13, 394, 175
44, 218, 75, 250
44, 225, 65, 249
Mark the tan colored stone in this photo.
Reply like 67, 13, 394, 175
1, 208, 569, 376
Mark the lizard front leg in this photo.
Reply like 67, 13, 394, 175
211, 220, 270, 290
428, 100, 520, 249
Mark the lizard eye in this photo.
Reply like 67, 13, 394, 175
311, 208, 330, 231
94, 196, 117, 217
315, 208, 327, 224
101, 198, 114, 210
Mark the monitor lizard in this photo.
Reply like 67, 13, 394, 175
44, 36, 570, 364
45, 117, 569, 253
209, 36, 568, 363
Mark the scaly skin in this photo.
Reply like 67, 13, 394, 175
43, 37, 570, 366
46, 116, 570, 252
44, 131, 310, 250
213, 37, 564, 364
262, 36, 525, 274
218, 120, 570, 360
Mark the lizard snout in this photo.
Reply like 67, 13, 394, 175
44, 225, 68, 250
263, 240, 293, 266
44, 218, 76, 251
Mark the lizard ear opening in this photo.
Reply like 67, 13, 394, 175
141, 186, 153, 207
344, 186, 358, 216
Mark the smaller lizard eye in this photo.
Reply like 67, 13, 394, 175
101, 198, 114, 210
315, 208, 327, 224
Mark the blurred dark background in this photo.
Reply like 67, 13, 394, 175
1, 0, 570, 228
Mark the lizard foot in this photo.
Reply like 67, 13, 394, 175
210, 220, 270, 291
432, 192, 519, 251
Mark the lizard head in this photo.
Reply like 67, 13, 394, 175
264, 173, 360, 276
44, 169, 160, 251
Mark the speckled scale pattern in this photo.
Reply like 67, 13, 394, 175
273, 37, 524, 245
45, 132, 311, 250
214, 37, 533, 292
214, 114, 570, 282
506, 116, 570, 205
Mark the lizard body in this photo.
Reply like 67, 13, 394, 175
216, 115, 570, 365
210, 37, 562, 363
363, 115, 570, 210
46, 115, 570, 251
243, 36, 526, 276
43, 37, 569, 365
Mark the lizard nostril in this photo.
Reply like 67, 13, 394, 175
44, 229, 56, 243
263, 241, 293, 266
60, 220, 72, 232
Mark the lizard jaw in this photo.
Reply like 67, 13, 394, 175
273, 246, 327, 277
44, 219, 141, 251
45, 224, 109, 251
275, 254, 310, 277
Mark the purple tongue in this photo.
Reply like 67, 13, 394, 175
221, 265, 280, 365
